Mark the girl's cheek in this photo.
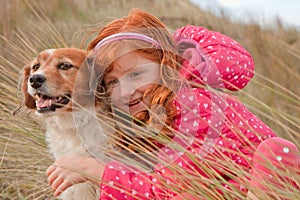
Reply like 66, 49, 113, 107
110, 93, 119, 104
110, 91, 124, 109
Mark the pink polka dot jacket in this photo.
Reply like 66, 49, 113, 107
98, 26, 297, 199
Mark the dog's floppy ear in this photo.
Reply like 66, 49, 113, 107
13, 64, 36, 115
21, 64, 36, 109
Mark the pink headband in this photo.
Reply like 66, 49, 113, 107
94, 32, 161, 51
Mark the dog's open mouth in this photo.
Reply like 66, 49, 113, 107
35, 93, 71, 113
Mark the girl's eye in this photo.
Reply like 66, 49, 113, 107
32, 63, 40, 70
129, 72, 142, 78
107, 79, 119, 88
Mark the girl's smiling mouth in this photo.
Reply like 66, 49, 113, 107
125, 97, 148, 115
127, 97, 142, 107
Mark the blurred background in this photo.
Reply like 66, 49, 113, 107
191, 0, 300, 29
0, 0, 299, 199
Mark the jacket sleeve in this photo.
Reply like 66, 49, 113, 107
100, 161, 155, 199
173, 25, 254, 91
100, 160, 182, 199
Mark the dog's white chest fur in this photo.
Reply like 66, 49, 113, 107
41, 110, 107, 200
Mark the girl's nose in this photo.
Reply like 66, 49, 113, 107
119, 81, 135, 99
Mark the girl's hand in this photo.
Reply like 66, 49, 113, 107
46, 155, 104, 197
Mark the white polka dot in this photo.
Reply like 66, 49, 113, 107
108, 181, 114, 186
178, 162, 183, 167
283, 147, 289, 153
193, 121, 199, 127
132, 190, 137, 195
269, 174, 273, 178
276, 156, 282, 161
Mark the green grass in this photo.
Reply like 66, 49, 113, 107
0, 0, 299, 199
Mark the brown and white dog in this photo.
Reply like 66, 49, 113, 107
17, 48, 110, 200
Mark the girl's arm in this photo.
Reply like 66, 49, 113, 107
173, 25, 254, 91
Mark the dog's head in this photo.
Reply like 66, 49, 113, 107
20, 48, 94, 114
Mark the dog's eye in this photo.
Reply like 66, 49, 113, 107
58, 62, 73, 70
32, 63, 40, 70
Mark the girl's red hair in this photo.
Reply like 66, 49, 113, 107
88, 9, 182, 153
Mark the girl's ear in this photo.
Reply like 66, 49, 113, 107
22, 65, 36, 109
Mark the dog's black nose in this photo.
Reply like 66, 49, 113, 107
29, 74, 46, 89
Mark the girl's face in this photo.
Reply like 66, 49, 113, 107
104, 50, 160, 116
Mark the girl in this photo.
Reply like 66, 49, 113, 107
46, 9, 299, 199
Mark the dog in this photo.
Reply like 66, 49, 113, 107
16, 48, 110, 200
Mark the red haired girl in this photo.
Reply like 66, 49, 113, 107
46, 9, 299, 199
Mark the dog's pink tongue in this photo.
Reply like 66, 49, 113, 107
36, 98, 52, 108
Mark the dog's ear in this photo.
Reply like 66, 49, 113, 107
21, 64, 36, 109
13, 64, 36, 115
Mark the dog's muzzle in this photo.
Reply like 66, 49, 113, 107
29, 74, 46, 89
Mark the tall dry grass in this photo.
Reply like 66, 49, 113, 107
0, 0, 299, 199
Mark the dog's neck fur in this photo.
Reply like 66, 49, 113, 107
39, 109, 108, 160
33, 108, 109, 199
